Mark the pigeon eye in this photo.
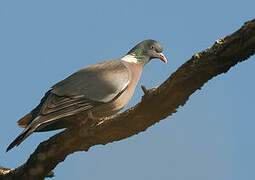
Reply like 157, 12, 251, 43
151, 45, 154, 50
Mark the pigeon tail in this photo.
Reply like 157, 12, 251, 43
6, 119, 39, 152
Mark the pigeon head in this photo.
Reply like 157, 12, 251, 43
125, 39, 167, 65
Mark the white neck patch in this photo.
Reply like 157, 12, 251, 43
121, 54, 138, 63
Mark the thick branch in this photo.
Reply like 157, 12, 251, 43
1, 19, 255, 180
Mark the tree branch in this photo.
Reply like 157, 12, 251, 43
1, 18, 255, 180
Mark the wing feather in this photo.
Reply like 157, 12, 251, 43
17, 60, 130, 129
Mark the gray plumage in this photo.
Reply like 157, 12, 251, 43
6, 39, 167, 152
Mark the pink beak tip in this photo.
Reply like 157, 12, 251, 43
159, 53, 167, 63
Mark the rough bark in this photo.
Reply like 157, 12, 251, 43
1, 18, 255, 180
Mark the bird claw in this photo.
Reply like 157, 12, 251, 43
87, 111, 97, 120
80, 111, 97, 127
141, 85, 149, 95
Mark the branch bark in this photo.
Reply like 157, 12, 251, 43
1, 19, 255, 180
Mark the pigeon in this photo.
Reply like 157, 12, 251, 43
6, 39, 167, 152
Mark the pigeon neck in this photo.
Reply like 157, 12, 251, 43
121, 54, 149, 66
121, 54, 139, 64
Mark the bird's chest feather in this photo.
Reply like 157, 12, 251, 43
92, 62, 143, 117
111, 62, 143, 110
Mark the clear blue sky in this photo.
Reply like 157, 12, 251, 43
0, 1, 254, 179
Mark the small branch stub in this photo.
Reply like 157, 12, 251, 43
141, 85, 149, 94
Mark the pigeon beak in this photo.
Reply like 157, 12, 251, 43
158, 53, 167, 63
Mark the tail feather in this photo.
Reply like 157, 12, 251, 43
6, 126, 35, 152
6, 116, 51, 152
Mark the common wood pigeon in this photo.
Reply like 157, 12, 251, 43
6, 39, 167, 152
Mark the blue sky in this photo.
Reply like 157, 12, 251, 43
0, 0, 254, 179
